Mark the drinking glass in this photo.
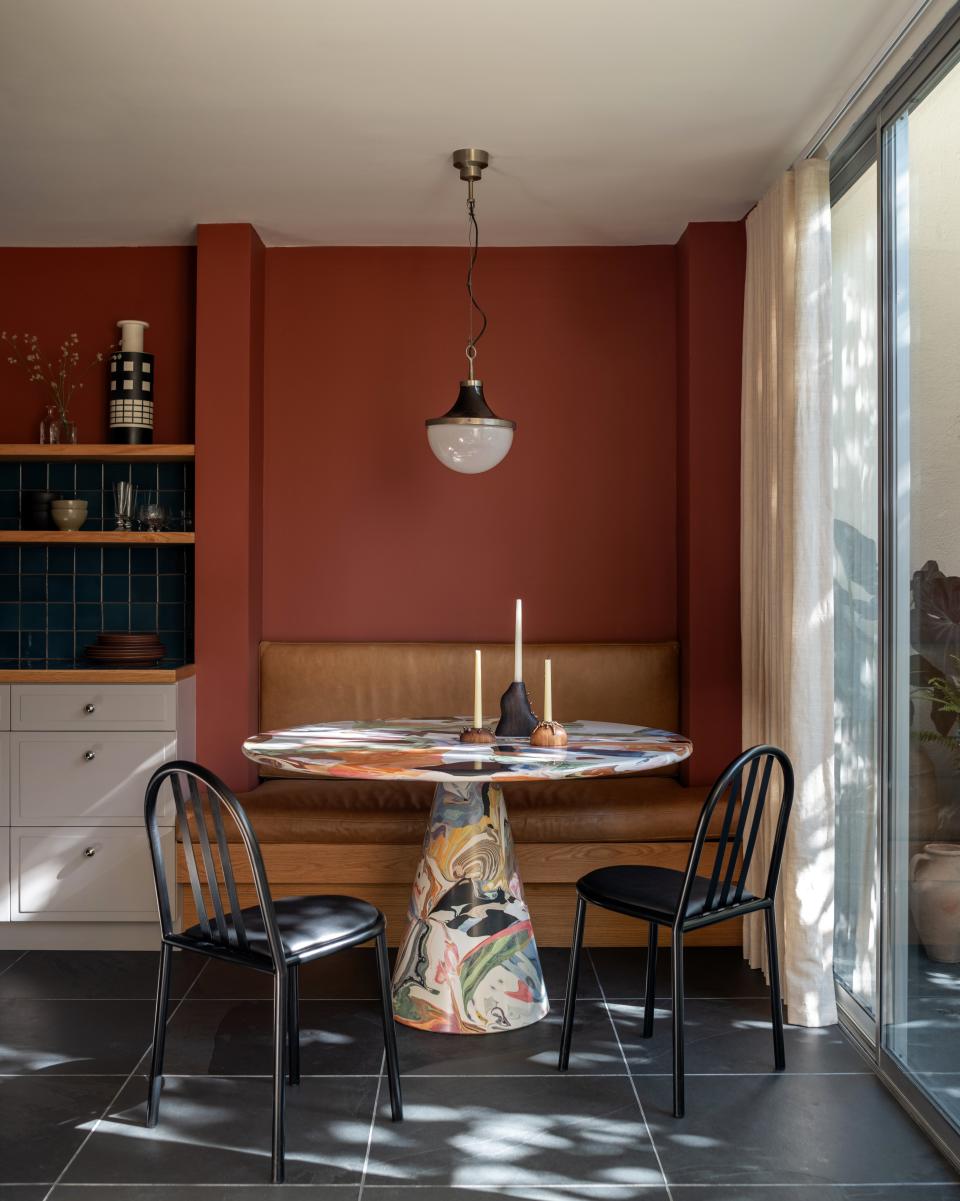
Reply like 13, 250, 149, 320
137, 491, 167, 532
113, 481, 138, 531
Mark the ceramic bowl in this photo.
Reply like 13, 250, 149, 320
51, 504, 87, 531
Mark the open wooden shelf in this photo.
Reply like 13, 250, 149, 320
0, 530, 194, 544
0, 444, 194, 461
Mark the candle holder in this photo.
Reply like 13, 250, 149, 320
530, 719, 568, 748
496, 681, 539, 737
459, 726, 496, 744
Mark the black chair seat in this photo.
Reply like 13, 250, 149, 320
577, 865, 756, 922
181, 894, 383, 964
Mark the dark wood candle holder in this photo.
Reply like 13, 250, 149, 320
459, 726, 496, 744
496, 680, 539, 737
530, 719, 568, 747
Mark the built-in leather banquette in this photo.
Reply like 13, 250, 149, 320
233, 640, 710, 844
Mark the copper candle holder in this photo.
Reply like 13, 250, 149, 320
459, 726, 496, 744
530, 719, 568, 747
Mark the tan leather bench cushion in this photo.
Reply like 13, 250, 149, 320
233, 777, 711, 844
257, 640, 681, 779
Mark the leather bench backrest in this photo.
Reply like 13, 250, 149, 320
258, 640, 680, 778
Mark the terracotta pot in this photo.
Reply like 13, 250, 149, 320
910, 842, 960, 963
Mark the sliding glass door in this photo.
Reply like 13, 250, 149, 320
882, 44, 960, 1140
831, 11, 960, 1162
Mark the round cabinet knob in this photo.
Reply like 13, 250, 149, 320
83, 703, 96, 714
83, 750, 96, 761
83, 846, 97, 858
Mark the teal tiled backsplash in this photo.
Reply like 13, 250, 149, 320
0, 459, 193, 669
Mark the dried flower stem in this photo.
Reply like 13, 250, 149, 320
1, 330, 113, 421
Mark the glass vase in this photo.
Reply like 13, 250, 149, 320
42, 404, 61, 444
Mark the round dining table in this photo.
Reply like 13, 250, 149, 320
242, 717, 692, 1036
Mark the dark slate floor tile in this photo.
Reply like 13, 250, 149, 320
0, 999, 155, 1075
53, 1189, 359, 1200
538, 946, 602, 999
362, 1074, 664, 1191
635, 1072, 958, 1186
590, 945, 770, 998
0, 951, 27, 977
62, 1073, 377, 1185
0, 1190, 50, 1200
0, 1075, 120, 1184
0, 949, 203, 1000
670, 1187, 960, 1200
397, 1000, 622, 1076
605, 997, 869, 1076
362, 1189, 667, 1200
161, 999, 386, 1076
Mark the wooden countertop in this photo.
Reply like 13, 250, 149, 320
0, 664, 196, 683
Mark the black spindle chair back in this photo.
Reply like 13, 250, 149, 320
143, 760, 403, 1183
145, 761, 286, 971
558, 744, 795, 1121
677, 744, 794, 924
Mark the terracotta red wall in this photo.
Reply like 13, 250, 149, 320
261, 247, 678, 643
194, 226, 264, 788
0, 248, 195, 443
676, 223, 745, 784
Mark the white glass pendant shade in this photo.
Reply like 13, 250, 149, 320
426, 381, 516, 474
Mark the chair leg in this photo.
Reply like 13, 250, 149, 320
146, 942, 173, 1127
671, 927, 685, 1118
271, 969, 288, 1184
765, 905, 786, 1071
558, 895, 587, 1071
287, 962, 301, 1086
643, 922, 658, 1038
375, 930, 403, 1121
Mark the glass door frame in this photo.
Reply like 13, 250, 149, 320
830, 4, 960, 1170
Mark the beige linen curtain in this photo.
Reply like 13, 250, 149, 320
741, 158, 837, 1028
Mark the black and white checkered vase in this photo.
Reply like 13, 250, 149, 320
108, 350, 154, 444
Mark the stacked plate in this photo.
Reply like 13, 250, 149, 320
84, 632, 166, 667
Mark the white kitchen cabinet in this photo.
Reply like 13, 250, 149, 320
12, 825, 172, 921
0, 676, 194, 939
0, 732, 9, 827
11, 731, 177, 825
11, 683, 178, 731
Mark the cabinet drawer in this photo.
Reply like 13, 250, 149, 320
13, 826, 172, 922
0, 732, 8, 825
11, 731, 176, 825
0, 827, 9, 922
11, 684, 177, 731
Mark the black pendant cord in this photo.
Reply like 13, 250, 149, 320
466, 196, 488, 371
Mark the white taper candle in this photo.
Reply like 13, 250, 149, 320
544, 658, 553, 723
474, 649, 482, 729
514, 598, 523, 682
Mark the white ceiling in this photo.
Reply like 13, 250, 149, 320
0, 0, 920, 246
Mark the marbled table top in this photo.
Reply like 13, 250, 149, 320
242, 717, 692, 783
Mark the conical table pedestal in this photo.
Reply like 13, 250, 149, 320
391, 780, 549, 1034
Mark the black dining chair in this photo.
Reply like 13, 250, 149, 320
143, 760, 403, 1183
558, 744, 794, 1118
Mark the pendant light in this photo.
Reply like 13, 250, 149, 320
425, 148, 516, 474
